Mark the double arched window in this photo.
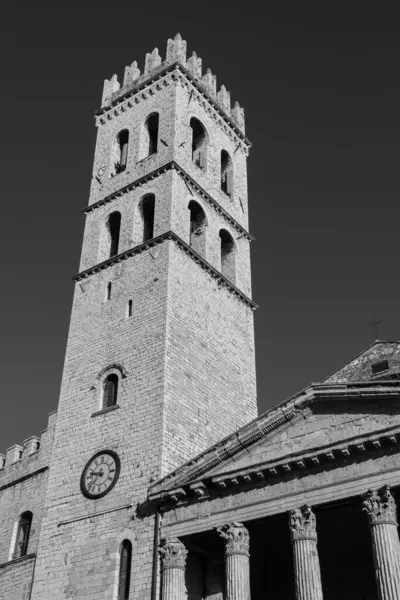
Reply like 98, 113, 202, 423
13, 511, 32, 559
118, 540, 132, 600
219, 229, 236, 283
190, 118, 207, 170
110, 130, 129, 177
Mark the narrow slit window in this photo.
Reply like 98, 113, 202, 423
127, 300, 133, 317
103, 374, 118, 408
106, 282, 112, 301
14, 512, 33, 559
140, 113, 159, 159
118, 540, 132, 600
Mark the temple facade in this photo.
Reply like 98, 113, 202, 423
1, 34, 400, 600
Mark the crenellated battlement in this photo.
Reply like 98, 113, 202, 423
101, 33, 245, 133
0, 411, 57, 481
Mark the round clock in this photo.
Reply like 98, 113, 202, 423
80, 450, 120, 499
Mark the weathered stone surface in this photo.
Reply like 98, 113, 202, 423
218, 523, 250, 600
159, 538, 187, 600
363, 486, 400, 600
289, 506, 323, 600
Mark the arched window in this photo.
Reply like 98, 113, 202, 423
140, 194, 155, 243
118, 540, 132, 600
219, 229, 236, 283
188, 200, 207, 257
108, 212, 121, 258
221, 150, 233, 197
14, 512, 32, 559
99, 211, 121, 262
140, 113, 159, 159
190, 118, 207, 169
110, 130, 129, 177
103, 374, 118, 408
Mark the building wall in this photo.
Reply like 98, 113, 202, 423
0, 412, 56, 598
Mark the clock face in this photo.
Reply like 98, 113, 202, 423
80, 450, 120, 499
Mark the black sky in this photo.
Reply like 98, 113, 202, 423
1, 2, 400, 452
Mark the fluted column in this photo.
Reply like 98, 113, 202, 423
363, 485, 400, 600
159, 537, 187, 600
289, 505, 323, 600
217, 522, 250, 600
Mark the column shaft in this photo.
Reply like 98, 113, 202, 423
217, 522, 251, 600
363, 485, 400, 600
289, 505, 323, 600
159, 538, 187, 600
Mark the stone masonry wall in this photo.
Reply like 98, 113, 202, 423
0, 412, 56, 598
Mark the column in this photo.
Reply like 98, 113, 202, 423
289, 505, 323, 600
159, 537, 187, 600
363, 485, 400, 600
217, 522, 250, 600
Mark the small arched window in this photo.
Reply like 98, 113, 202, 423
190, 118, 207, 169
140, 113, 159, 159
110, 130, 129, 177
221, 150, 233, 197
108, 212, 121, 258
219, 229, 236, 283
118, 540, 132, 600
188, 200, 207, 257
103, 374, 118, 408
140, 194, 155, 243
14, 512, 33, 559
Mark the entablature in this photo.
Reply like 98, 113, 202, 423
149, 423, 400, 508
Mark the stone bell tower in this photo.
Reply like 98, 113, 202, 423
31, 34, 257, 599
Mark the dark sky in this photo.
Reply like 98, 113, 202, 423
1, 3, 400, 452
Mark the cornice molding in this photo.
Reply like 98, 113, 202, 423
73, 231, 257, 310
149, 422, 400, 507
83, 161, 253, 242
95, 61, 250, 148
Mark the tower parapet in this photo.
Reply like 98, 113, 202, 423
100, 33, 246, 133
0, 411, 57, 480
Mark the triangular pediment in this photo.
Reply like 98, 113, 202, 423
148, 346, 400, 503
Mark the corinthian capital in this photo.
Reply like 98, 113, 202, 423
289, 505, 317, 541
217, 522, 250, 557
159, 537, 188, 570
363, 485, 398, 526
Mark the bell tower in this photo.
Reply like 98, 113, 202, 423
31, 34, 257, 599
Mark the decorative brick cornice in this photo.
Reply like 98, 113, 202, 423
83, 161, 253, 242
95, 61, 250, 147
73, 231, 257, 310
289, 505, 318, 541
363, 485, 398, 526
0, 466, 48, 493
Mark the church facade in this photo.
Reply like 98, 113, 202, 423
1, 34, 400, 600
